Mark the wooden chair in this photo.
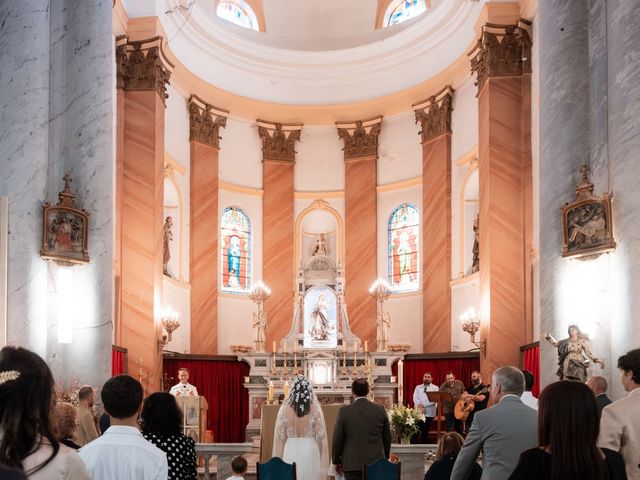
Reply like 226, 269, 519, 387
362, 457, 401, 480
256, 457, 296, 480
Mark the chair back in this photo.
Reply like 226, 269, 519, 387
256, 457, 296, 480
363, 457, 401, 480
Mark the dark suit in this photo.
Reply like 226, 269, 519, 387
332, 397, 392, 479
596, 393, 612, 413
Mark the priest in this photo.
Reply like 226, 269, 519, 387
169, 368, 199, 397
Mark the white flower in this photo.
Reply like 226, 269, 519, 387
405, 416, 415, 426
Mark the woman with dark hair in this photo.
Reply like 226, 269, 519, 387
272, 375, 329, 480
0, 346, 90, 479
424, 432, 481, 480
509, 380, 626, 480
140, 392, 197, 480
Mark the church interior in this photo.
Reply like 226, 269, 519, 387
2, 0, 640, 478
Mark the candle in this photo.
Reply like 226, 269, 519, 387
273, 341, 276, 353
293, 341, 297, 353
353, 341, 357, 353
284, 341, 287, 355
364, 340, 368, 352
268, 381, 274, 403
398, 360, 404, 405
283, 381, 290, 400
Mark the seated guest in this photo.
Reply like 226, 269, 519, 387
424, 432, 481, 480
451, 366, 537, 480
76, 385, 100, 446
79, 375, 168, 479
170, 368, 198, 397
520, 370, 538, 411
140, 392, 197, 480
509, 380, 626, 480
226, 455, 248, 480
54, 402, 81, 449
0, 346, 90, 479
586, 375, 612, 414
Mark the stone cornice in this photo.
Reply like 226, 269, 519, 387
336, 117, 383, 161
115, 35, 174, 104
468, 21, 532, 94
413, 85, 454, 144
257, 120, 302, 164
188, 95, 228, 149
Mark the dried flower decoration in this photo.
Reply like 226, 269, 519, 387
0, 370, 20, 386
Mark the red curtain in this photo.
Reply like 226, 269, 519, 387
392, 356, 480, 407
111, 347, 126, 377
163, 358, 250, 443
522, 345, 540, 398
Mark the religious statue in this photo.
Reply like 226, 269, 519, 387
471, 214, 479, 274
312, 233, 328, 256
377, 310, 391, 352
227, 236, 241, 288
543, 324, 605, 382
253, 310, 266, 352
309, 294, 330, 340
163, 216, 173, 276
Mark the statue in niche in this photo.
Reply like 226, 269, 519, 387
163, 216, 173, 276
253, 310, 266, 353
377, 310, 391, 352
471, 214, 479, 274
312, 232, 328, 256
543, 324, 605, 382
309, 294, 330, 340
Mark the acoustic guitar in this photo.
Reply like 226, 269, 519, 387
454, 385, 489, 421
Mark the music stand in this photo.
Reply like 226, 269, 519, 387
426, 391, 453, 442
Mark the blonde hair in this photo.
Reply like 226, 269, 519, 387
54, 402, 78, 440
435, 432, 464, 460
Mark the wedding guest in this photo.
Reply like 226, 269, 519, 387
586, 376, 612, 414
76, 385, 100, 446
54, 402, 81, 449
0, 465, 27, 480
0, 346, 90, 479
226, 455, 248, 480
140, 392, 197, 480
99, 412, 110, 434
510, 380, 626, 480
520, 370, 538, 411
424, 432, 481, 480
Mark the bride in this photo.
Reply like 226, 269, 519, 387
272, 376, 329, 480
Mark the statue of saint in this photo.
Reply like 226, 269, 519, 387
163, 216, 173, 276
377, 310, 391, 352
471, 214, 479, 274
543, 325, 605, 382
309, 294, 330, 340
253, 310, 266, 352
312, 233, 328, 256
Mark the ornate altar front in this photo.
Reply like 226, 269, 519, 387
239, 247, 403, 439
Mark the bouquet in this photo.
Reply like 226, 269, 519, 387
388, 404, 425, 443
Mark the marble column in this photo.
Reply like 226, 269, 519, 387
414, 88, 454, 353
117, 36, 171, 392
259, 122, 301, 348
337, 118, 382, 349
189, 96, 227, 354
0, 0, 114, 389
470, 23, 533, 379
538, 2, 590, 388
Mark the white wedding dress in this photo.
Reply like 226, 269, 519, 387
272, 395, 329, 480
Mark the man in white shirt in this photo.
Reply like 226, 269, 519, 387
412, 372, 438, 443
79, 375, 168, 480
599, 348, 640, 480
170, 367, 199, 396
520, 369, 538, 410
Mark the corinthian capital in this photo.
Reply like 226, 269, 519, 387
413, 86, 454, 144
336, 116, 383, 161
257, 120, 303, 163
189, 95, 228, 149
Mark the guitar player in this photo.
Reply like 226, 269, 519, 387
462, 371, 490, 432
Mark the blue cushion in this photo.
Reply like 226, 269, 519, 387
257, 457, 296, 480
364, 457, 400, 480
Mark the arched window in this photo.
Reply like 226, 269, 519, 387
388, 203, 419, 292
385, 0, 428, 27
221, 206, 251, 293
216, 1, 259, 31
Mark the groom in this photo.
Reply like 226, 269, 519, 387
332, 378, 392, 480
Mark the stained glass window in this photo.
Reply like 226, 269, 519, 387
221, 206, 251, 293
386, 0, 428, 27
388, 203, 419, 292
216, 1, 259, 31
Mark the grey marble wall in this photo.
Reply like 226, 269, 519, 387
0, 0, 113, 389
538, 0, 640, 398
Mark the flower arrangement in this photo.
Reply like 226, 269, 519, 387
388, 404, 425, 443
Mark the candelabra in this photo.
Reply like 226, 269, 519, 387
340, 348, 348, 376
250, 281, 271, 353
460, 307, 486, 356
369, 278, 392, 352
158, 306, 181, 352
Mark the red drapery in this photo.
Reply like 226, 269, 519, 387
163, 358, 250, 443
111, 347, 126, 377
522, 345, 540, 397
392, 356, 480, 407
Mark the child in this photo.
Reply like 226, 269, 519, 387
226, 455, 248, 480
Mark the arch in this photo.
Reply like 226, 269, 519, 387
215, 0, 260, 31
383, 0, 428, 27
387, 203, 420, 292
220, 206, 252, 293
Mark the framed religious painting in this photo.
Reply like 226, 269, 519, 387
40, 174, 90, 265
561, 165, 615, 259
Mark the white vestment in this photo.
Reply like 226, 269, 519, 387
170, 382, 199, 397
